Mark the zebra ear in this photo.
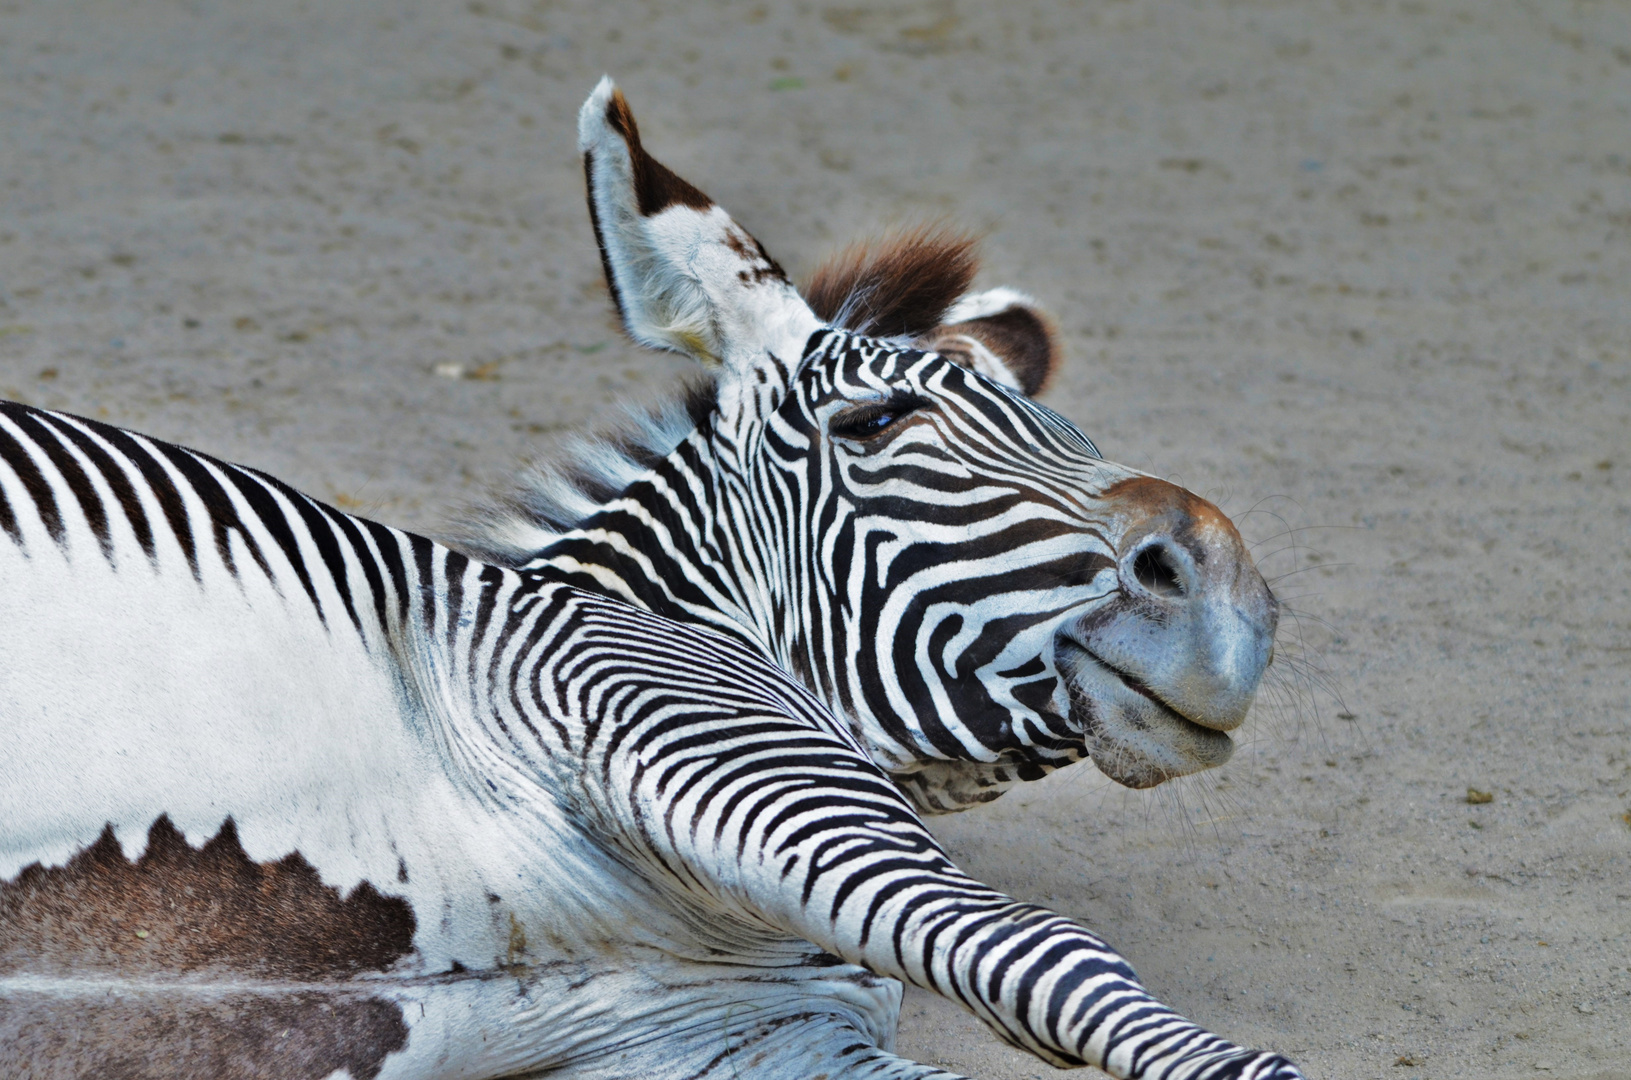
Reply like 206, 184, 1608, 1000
578, 78, 820, 396
925, 288, 1061, 398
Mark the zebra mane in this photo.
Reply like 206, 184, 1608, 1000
804, 225, 979, 339
456, 228, 980, 567
452, 379, 715, 566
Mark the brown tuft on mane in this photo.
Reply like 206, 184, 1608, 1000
803, 226, 979, 338
600, 88, 714, 217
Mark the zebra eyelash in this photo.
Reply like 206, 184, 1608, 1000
826, 393, 928, 441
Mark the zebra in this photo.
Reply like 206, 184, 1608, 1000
462, 81, 1278, 814
0, 79, 1301, 1080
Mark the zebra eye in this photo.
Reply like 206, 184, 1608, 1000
829, 396, 923, 441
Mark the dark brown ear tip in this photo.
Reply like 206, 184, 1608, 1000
940, 300, 1061, 398
603, 88, 640, 145
595, 86, 714, 218
1027, 305, 1063, 397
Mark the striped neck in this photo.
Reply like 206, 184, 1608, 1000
522, 429, 787, 661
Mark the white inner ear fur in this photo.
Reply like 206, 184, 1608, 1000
623, 205, 737, 364
929, 287, 1044, 390
578, 80, 820, 411
577, 91, 718, 362
642, 207, 821, 379
941, 286, 1039, 325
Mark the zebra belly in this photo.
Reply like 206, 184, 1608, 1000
373, 956, 904, 1080
0, 953, 904, 1080
0, 542, 502, 1075
0, 531, 445, 890
0, 544, 904, 1077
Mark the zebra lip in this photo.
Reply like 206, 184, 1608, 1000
1056, 639, 1226, 740
1058, 639, 1209, 731
1054, 638, 1234, 786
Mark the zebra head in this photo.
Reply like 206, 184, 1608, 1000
483, 80, 1278, 806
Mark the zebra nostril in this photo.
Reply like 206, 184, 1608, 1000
1132, 545, 1185, 599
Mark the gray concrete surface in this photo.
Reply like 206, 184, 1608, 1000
1, 2, 1627, 1078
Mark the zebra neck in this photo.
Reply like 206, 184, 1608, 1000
525, 530, 775, 654
524, 478, 789, 667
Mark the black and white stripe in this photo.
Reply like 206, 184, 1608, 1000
1, 398, 1295, 1078
2, 76, 1296, 1079
476, 325, 1242, 807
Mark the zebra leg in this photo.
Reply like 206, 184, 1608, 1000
592, 684, 1303, 1078
697, 810, 1299, 1078
550, 592, 1302, 1078
555, 1010, 968, 1080
767, 821, 1299, 1077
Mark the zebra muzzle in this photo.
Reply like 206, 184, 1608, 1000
1055, 638, 1236, 788
1052, 477, 1278, 787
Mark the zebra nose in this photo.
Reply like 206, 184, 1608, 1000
1124, 539, 1193, 602
1094, 476, 1278, 732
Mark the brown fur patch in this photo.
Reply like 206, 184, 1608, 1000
725, 225, 788, 285
931, 304, 1061, 397
1099, 476, 1241, 547
0, 816, 415, 980
0, 990, 408, 1080
803, 226, 979, 338
601, 88, 714, 217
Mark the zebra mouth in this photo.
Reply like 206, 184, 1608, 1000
1055, 640, 1234, 789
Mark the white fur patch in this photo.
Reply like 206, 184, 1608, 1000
941, 286, 1038, 325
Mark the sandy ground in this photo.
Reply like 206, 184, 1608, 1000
2, 1, 1628, 1077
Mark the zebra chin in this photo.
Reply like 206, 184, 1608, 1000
1055, 643, 1237, 789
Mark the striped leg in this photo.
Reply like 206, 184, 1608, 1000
867, 892, 1301, 1078
775, 852, 1300, 1078
569, 602, 1303, 1080
562, 1012, 968, 1080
